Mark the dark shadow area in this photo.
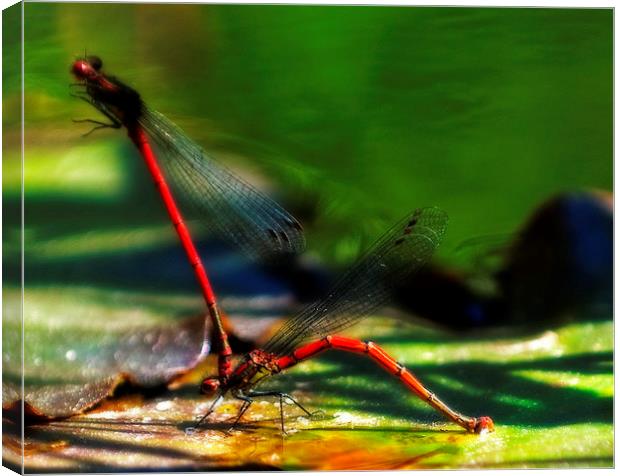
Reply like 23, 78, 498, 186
266, 349, 612, 428
12, 237, 289, 296
9, 229, 329, 306
18, 420, 280, 472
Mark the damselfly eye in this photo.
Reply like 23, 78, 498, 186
87, 55, 103, 71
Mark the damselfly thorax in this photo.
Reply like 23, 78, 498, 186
226, 350, 282, 391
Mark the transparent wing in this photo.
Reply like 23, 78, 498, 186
139, 107, 305, 261
264, 207, 448, 356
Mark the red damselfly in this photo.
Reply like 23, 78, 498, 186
71, 55, 305, 380
195, 208, 494, 434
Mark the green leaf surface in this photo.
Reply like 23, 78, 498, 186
3, 285, 612, 470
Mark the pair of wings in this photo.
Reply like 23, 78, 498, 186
265, 207, 448, 356
140, 111, 448, 355
139, 111, 449, 354
81, 85, 448, 353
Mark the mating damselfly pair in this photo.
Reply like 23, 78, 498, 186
71, 55, 493, 434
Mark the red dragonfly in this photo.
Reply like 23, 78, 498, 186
195, 208, 494, 434
71, 55, 305, 379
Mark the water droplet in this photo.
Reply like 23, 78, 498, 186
65, 350, 77, 361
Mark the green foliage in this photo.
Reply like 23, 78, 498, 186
3, 284, 612, 469
10, 4, 612, 265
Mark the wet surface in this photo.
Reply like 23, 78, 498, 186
3, 298, 613, 471
2, 287, 279, 419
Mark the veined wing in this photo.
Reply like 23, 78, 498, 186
264, 207, 448, 356
139, 107, 305, 261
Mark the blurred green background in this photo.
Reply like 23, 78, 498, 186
3, 4, 612, 270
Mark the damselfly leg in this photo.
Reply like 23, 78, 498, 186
245, 390, 313, 433
229, 393, 254, 432
72, 118, 122, 136
215, 389, 314, 434
186, 393, 225, 435
70, 92, 122, 135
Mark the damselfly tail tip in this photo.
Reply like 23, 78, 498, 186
474, 416, 494, 434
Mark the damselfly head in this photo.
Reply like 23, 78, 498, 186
71, 56, 102, 81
